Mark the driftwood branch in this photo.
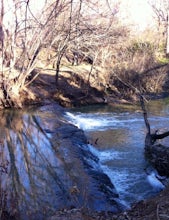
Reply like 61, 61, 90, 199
152, 131, 169, 140
140, 95, 151, 135
140, 95, 169, 145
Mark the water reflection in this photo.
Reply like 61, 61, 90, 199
0, 107, 121, 220
0, 110, 71, 219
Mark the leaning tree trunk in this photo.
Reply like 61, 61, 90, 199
0, 74, 22, 108
166, 10, 169, 56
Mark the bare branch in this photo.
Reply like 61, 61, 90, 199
140, 95, 151, 135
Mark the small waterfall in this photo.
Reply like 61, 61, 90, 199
65, 107, 168, 206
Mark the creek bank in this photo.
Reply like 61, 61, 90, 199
25, 67, 169, 109
48, 186, 169, 220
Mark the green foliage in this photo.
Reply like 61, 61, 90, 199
157, 56, 169, 64
155, 43, 169, 64
127, 40, 155, 54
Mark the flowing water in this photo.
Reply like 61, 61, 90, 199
65, 100, 169, 207
1, 100, 169, 219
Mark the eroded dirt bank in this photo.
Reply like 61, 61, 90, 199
24, 63, 169, 108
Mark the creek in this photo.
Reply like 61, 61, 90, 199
0, 99, 169, 219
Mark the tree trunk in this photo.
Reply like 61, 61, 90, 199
0, 81, 22, 108
166, 10, 169, 56
55, 45, 67, 85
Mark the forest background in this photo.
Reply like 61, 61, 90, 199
0, 0, 169, 108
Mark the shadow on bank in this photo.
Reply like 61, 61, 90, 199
28, 70, 106, 107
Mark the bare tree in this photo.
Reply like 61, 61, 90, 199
0, 0, 4, 44
0, 0, 74, 108
0, 0, 128, 108
50, 0, 122, 87
149, 0, 169, 56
